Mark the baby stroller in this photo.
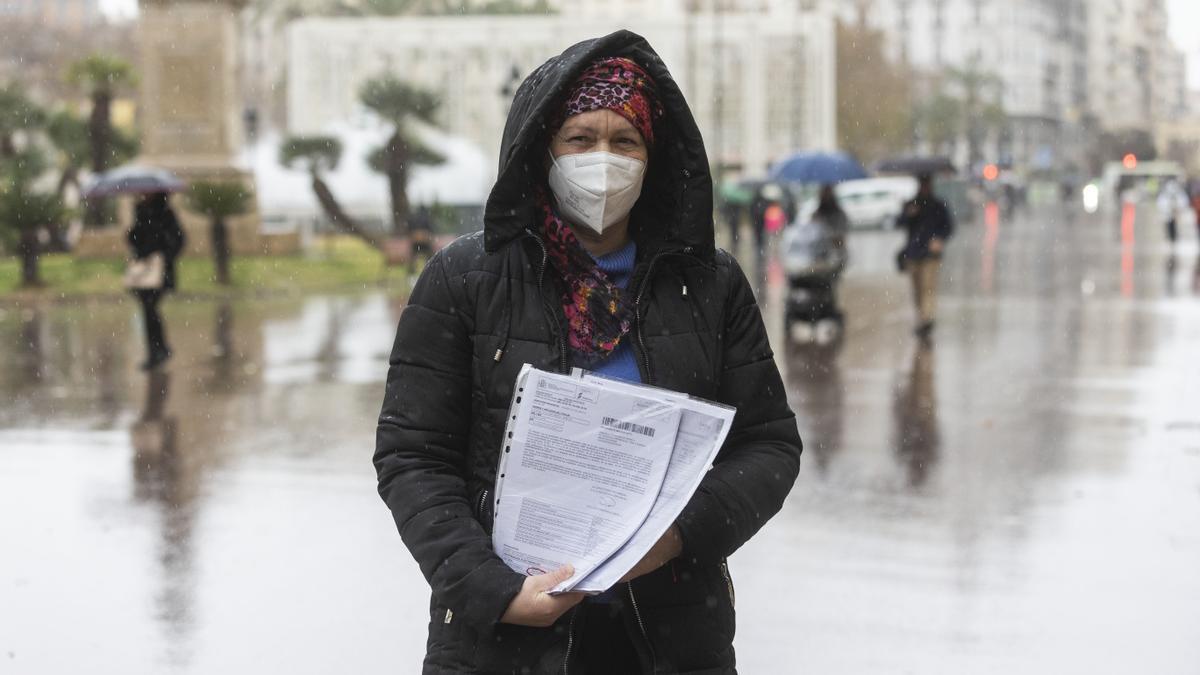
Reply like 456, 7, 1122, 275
781, 216, 847, 343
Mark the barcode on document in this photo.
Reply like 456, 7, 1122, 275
601, 416, 656, 437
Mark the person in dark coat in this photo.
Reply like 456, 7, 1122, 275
748, 182, 796, 248
812, 183, 849, 249
897, 174, 954, 339
127, 192, 186, 370
374, 31, 802, 675
747, 182, 795, 291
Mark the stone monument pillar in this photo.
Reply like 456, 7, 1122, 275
133, 0, 290, 256
139, 0, 245, 171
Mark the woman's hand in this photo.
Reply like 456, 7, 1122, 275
500, 565, 586, 627
928, 238, 944, 254
619, 525, 683, 583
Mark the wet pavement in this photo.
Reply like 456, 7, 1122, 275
3, 205, 1200, 673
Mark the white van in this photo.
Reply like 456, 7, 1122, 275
797, 176, 918, 229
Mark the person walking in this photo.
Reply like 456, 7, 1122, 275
1190, 179, 1200, 240
373, 31, 801, 675
749, 182, 795, 250
812, 183, 849, 250
747, 182, 795, 291
127, 192, 186, 370
810, 183, 849, 316
1158, 179, 1188, 245
897, 174, 954, 340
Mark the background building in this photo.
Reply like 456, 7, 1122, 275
285, 0, 837, 185
840, 0, 1093, 172
0, 0, 104, 32
839, 0, 1191, 173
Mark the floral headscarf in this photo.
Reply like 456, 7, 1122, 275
556, 57, 664, 147
539, 57, 664, 363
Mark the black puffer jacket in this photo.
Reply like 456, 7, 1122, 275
127, 199, 186, 291
375, 30, 802, 675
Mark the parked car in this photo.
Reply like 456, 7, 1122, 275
796, 177, 917, 230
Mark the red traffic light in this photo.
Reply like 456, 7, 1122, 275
982, 164, 999, 181
1122, 153, 1138, 170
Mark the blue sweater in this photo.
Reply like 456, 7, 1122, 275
584, 241, 642, 384
581, 241, 641, 602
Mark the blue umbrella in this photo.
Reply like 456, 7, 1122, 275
82, 165, 186, 199
768, 151, 868, 184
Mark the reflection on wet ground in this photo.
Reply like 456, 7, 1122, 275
3, 207, 1200, 673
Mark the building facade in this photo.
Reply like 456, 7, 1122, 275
0, 0, 104, 32
841, 0, 1191, 171
286, 1, 836, 182
840, 0, 1093, 172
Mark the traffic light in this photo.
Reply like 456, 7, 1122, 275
982, 164, 999, 181
1122, 153, 1138, 170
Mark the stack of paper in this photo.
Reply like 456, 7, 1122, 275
491, 364, 735, 594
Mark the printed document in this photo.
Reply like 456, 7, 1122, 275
491, 366, 682, 592
490, 365, 737, 594
571, 373, 733, 592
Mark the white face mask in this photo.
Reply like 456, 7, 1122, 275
547, 150, 646, 234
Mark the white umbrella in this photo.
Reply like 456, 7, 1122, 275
82, 165, 186, 199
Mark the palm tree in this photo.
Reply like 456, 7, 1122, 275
187, 180, 252, 285
46, 109, 137, 199
66, 54, 136, 225
46, 107, 138, 199
359, 75, 444, 236
40, 110, 136, 251
279, 135, 384, 250
0, 148, 69, 287
0, 84, 46, 158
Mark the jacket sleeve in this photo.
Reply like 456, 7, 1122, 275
374, 250, 525, 631
674, 257, 802, 564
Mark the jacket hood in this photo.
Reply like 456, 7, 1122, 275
483, 30, 715, 259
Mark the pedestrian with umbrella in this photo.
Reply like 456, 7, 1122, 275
85, 166, 188, 370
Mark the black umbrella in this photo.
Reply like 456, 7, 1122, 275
874, 155, 957, 176
82, 165, 186, 199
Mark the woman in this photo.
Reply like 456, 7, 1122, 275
812, 183, 848, 246
127, 191, 186, 370
374, 31, 801, 674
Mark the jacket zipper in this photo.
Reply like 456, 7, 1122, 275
527, 231, 568, 374
627, 246, 695, 673
720, 558, 735, 608
477, 488, 489, 523
632, 246, 694, 386
561, 606, 579, 674
627, 582, 657, 673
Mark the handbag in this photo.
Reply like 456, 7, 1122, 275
124, 253, 166, 290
